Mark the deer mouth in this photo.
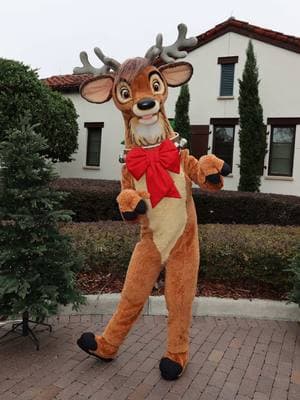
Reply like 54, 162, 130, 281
129, 112, 165, 145
139, 113, 158, 125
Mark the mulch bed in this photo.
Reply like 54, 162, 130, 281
76, 271, 288, 301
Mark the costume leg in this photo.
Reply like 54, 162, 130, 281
160, 203, 199, 379
77, 236, 162, 359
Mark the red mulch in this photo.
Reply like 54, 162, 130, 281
77, 272, 125, 295
76, 271, 288, 301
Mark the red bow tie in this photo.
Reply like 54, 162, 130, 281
126, 139, 181, 208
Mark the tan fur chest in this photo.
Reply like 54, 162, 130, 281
134, 164, 187, 263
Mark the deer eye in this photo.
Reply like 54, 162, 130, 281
120, 88, 130, 99
150, 73, 165, 95
116, 82, 132, 103
152, 80, 160, 92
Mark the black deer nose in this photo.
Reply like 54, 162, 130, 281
137, 98, 156, 110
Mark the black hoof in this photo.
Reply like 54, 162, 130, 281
77, 332, 113, 362
206, 173, 221, 184
159, 357, 183, 380
221, 162, 231, 176
77, 332, 97, 351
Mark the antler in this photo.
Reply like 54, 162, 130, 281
145, 23, 197, 64
73, 48, 120, 75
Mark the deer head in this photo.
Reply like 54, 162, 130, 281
74, 24, 197, 149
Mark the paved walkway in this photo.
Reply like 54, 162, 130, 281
0, 315, 299, 400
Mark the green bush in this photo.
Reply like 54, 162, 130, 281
61, 222, 300, 291
0, 58, 78, 162
51, 179, 121, 222
193, 190, 300, 225
200, 224, 299, 290
286, 251, 300, 306
62, 222, 136, 274
53, 178, 300, 225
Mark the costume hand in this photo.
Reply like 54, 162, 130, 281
205, 161, 231, 184
117, 189, 149, 222
199, 155, 230, 185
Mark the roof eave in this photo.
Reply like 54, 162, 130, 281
188, 20, 300, 55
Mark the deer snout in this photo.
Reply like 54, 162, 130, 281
132, 99, 160, 124
137, 98, 156, 110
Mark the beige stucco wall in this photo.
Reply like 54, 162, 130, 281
55, 94, 123, 180
55, 31, 300, 196
165, 32, 300, 195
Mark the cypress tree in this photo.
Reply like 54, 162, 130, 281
173, 84, 191, 148
238, 41, 267, 191
0, 120, 84, 320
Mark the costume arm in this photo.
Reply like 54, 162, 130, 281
116, 165, 149, 221
120, 164, 134, 190
182, 150, 229, 191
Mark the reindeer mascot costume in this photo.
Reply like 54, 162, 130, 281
76, 24, 230, 380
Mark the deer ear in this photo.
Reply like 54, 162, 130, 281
80, 75, 114, 104
159, 62, 193, 87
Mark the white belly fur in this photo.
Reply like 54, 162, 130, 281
134, 165, 187, 263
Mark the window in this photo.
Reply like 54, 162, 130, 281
213, 126, 235, 172
211, 118, 238, 173
84, 122, 103, 167
268, 126, 295, 176
218, 57, 238, 97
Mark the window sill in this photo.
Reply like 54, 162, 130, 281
83, 165, 100, 170
264, 176, 293, 181
217, 96, 234, 100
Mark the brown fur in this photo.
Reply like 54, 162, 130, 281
95, 150, 224, 372
92, 336, 118, 359
78, 58, 225, 376
102, 235, 162, 347
115, 57, 151, 84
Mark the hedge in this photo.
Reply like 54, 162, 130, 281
61, 222, 300, 291
287, 252, 300, 306
52, 179, 121, 222
53, 178, 300, 225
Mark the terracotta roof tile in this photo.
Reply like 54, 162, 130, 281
44, 18, 300, 91
42, 73, 92, 90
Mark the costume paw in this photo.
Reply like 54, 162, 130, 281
220, 161, 231, 176
77, 332, 115, 362
206, 173, 221, 184
122, 199, 147, 221
159, 357, 183, 380
135, 199, 147, 214
117, 189, 149, 222
205, 161, 230, 184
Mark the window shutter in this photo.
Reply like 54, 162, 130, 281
190, 125, 210, 159
220, 64, 235, 96
212, 125, 235, 172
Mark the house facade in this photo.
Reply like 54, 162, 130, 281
45, 18, 300, 195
